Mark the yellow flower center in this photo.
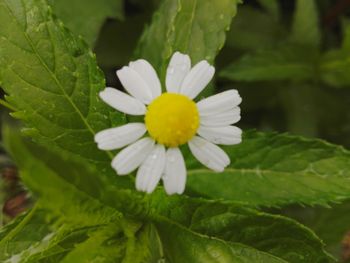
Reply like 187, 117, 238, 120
145, 93, 199, 147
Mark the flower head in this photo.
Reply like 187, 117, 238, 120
95, 52, 242, 195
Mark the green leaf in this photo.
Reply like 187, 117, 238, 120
186, 130, 350, 207
290, 0, 321, 48
155, 219, 287, 263
0, 0, 128, 184
226, 6, 285, 51
151, 195, 333, 263
135, 0, 240, 83
50, 0, 124, 47
220, 46, 315, 82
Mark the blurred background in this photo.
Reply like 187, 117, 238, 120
1, 0, 350, 261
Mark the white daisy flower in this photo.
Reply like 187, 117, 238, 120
95, 52, 242, 195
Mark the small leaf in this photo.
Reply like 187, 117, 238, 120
290, 0, 321, 48
220, 46, 315, 82
186, 130, 350, 207
50, 0, 124, 47
135, 0, 240, 82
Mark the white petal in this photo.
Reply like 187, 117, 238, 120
197, 90, 242, 116
116, 66, 153, 104
180, 60, 215, 99
129, 59, 161, 99
198, 126, 242, 145
163, 148, 186, 195
189, 136, 230, 172
136, 144, 166, 193
95, 123, 146, 150
99, 87, 146, 115
112, 137, 155, 175
200, 107, 241, 127
166, 52, 191, 93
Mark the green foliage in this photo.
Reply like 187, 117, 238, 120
226, 6, 284, 51
50, 0, 124, 47
156, 219, 287, 263
257, 0, 280, 21
290, 0, 321, 48
1, 128, 333, 262
187, 130, 350, 207
220, 46, 315, 81
0, 0, 129, 187
135, 0, 240, 82
281, 201, 350, 261
0, 0, 350, 261
152, 197, 333, 263
319, 20, 350, 88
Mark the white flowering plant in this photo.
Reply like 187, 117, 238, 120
0, 0, 349, 262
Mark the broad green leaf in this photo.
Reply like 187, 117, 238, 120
50, 0, 124, 47
220, 46, 315, 82
0, 0, 128, 186
155, 219, 287, 263
226, 6, 285, 51
151, 195, 333, 263
135, 0, 240, 82
290, 0, 321, 48
186, 130, 350, 207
